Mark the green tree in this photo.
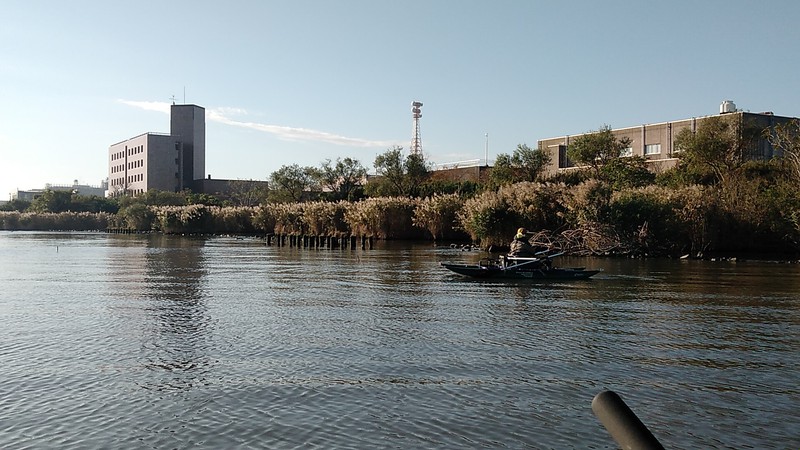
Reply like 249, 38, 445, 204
488, 153, 515, 187
0, 198, 32, 212
29, 190, 73, 213
489, 144, 551, 187
226, 180, 268, 207
510, 144, 551, 182
567, 126, 632, 176
600, 156, 655, 190
319, 157, 367, 201
70, 195, 119, 213
269, 164, 320, 203
405, 153, 429, 197
674, 115, 762, 184
371, 146, 406, 196
117, 189, 186, 208
184, 190, 225, 206
368, 146, 430, 197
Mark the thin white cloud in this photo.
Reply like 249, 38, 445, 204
119, 99, 397, 148
117, 99, 171, 114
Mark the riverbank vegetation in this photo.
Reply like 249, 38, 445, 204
3, 117, 799, 258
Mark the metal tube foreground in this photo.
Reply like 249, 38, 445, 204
592, 390, 665, 450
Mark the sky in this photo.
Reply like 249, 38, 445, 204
2, 0, 799, 200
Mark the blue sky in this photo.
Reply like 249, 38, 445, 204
2, 1, 799, 199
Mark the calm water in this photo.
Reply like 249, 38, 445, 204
0, 231, 798, 449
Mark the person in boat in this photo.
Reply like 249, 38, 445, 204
508, 227, 536, 257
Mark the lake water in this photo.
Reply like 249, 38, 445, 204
0, 231, 798, 449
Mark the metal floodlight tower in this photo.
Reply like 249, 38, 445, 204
411, 101, 423, 156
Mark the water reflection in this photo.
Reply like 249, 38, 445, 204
108, 235, 213, 392
141, 235, 212, 391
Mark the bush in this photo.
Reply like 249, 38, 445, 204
252, 205, 277, 234
269, 202, 306, 235
118, 203, 155, 231
302, 201, 350, 236
153, 205, 213, 234
600, 156, 655, 190
0, 211, 110, 231
345, 197, 423, 239
609, 187, 685, 255
413, 194, 468, 241
457, 182, 571, 247
561, 179, 613, 225
210, 206, 258, 234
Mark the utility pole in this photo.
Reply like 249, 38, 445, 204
485, 133, 489, 166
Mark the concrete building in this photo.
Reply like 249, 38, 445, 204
12, 180, 107, 202
537, 101, 797, 176
108, 104, 205, 196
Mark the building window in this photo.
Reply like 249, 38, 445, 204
558, 145, 570, 169
620, 147, 633, 157
645, 144, 661, 155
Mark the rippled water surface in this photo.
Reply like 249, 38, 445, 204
1, 231, 798, 449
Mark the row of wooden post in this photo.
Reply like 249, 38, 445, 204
102, 229, 374, 249
266, 234, 373, 250
106, 228, 139, 234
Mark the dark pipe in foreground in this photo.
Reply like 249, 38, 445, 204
592, 390, 665, 450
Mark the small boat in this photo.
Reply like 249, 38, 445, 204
442, 252, 600, 280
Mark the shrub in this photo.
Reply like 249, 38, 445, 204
209, 206, 258, 234
302, 201, 351, 236
153, 205, 213, 234
413, 193, 467, 241
457, 182, 571, 247
118, 203, 155, 231
345, 197, 422, 239
270, 202, 306, 235
252, 205, 277, 234
0, 211, 110, 231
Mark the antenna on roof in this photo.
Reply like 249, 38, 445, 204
170, 95, 177, 105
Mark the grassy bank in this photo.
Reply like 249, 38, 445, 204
4, 179, 799, 259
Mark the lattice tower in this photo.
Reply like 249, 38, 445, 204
411, 101, 423, 155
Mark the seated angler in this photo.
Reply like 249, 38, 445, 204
508, 227, 536, 257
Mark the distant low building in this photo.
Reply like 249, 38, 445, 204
537, 101, 798, 176
12, 180, 107, 202
428, 163, 490, 184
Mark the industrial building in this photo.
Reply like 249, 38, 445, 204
108, 104, 205, 196
537, 101, 797, 176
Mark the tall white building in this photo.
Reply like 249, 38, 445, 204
108, 104, 205, 196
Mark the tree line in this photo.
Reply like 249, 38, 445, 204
3, 116, 799, 257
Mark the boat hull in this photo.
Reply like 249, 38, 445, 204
442, 263, 599, 280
